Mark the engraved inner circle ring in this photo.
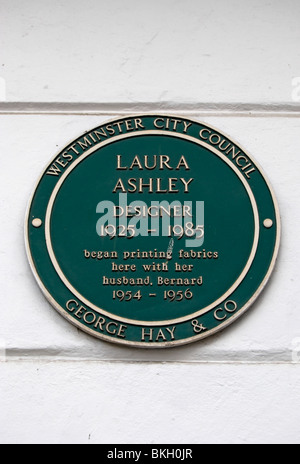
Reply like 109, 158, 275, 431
45, 131, 260, 326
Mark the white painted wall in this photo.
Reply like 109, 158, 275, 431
0, 0, 300, 444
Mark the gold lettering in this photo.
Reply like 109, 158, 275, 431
106, 125, 115, 135
83, 312, 97, 325
68, 144, 80, 155
156, 329, 167, 342
218, 139, 231, 152
245, 167, 256, 179
160, 155, 173, 170
183, 121, 192, 133
127, 178, 137, 193
106, 322, 118, 335
209, 134, 222, 145
113, 178, 126, 193
94, 128, 108, 140
94, 317, 106, 331
236, 155, 249, 168
176, 156, 190, 170
144, 155, 157, 170
117, 155, 126, 170
226, 146, 241, 159
168, 178, 179, 193
66, 300, 79, 312
89, 132, 97, 143
62, 151, 73, 162
154, 118, 164, 129
56, 157, 68, 168
117, 325, 127, 338
74, 306, 85, 319
199, 129, 211, 140
130, 156, 143, 170
78, 136, 93, 150
114, 121, 124, 133
138, 178, 154, 193
125, 119, 134, 131
166, 327, 176, 340
241, 162, 252, 171
170, 118, 181, 131
156, 178, 168, 193
134, 118, 145, 129
181, 178, 194, 193
142, 328, 153, 342
214, 308, 226, 321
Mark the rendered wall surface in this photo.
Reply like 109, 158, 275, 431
0, 0, 299, 444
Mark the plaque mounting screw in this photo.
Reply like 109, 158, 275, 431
263, 218, 273, 229
32, 218, 43, 228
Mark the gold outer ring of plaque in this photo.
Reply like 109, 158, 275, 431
44, 130, 260, 326
25, 115, 281, 348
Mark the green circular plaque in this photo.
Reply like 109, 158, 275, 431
25, 115, 280, 348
